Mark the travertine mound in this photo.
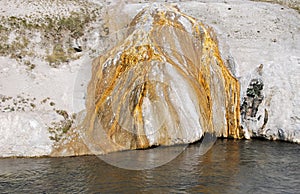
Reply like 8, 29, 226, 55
81, 4, 241, 153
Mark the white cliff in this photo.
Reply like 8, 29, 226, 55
0, 0, 299, 157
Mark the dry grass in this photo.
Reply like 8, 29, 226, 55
0, 2, 102, 67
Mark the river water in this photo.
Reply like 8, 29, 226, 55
0, 139, 299, 193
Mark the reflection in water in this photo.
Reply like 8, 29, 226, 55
98, 133, 217, 170
99, 144, 188, 170
0, 140, 299, 193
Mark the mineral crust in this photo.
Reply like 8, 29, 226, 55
81, 4, 241, 153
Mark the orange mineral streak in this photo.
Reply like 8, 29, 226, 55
197, 25, 241, 138
82, 5, 241, 154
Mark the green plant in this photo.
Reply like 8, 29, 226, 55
0, 3, 102, 67
24, 60, 36, 70
48, 110, 74, 143
46, 44, 69, 67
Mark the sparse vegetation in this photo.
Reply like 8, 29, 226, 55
0, 4, 102, 67
0, 95, 36, 112
24, 60, 36, 70
48, 109, 75, 143
41, 97, 50, 104
0, 92, 77, 144
46, 44, 69, 67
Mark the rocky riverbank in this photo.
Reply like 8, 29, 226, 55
0, 0, 299, 157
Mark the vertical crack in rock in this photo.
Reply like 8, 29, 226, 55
81, 5, 241, 154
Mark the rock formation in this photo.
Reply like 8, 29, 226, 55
1, 0, 299, 158
80, 4, 241, 154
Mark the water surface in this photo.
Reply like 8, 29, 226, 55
0, 139, 299, 193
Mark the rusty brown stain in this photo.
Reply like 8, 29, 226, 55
81, 5, 242, 154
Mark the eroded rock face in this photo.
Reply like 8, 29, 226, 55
81, 4, 241, 154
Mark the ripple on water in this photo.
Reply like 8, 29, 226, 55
0, 140, 299, 193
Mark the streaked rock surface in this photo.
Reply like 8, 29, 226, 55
80, 4, 241, 153
0, 0, 299, 157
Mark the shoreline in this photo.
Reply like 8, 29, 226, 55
0, 137, 298, 159
0, 0, 299, 157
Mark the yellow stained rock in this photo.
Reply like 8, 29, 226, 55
81, 5, 241, 154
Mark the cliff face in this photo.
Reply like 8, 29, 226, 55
80, 5, 241, 154
0, 0, 299, 158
